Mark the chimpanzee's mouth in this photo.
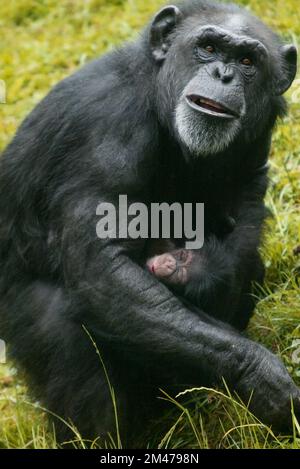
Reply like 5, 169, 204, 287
186, 95, 238, 119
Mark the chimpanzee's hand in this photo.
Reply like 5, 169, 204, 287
236, 343, 300, 430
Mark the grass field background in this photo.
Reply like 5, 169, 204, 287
0, 0, 299, 449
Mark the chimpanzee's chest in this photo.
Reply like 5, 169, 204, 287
152, 154, 240, 238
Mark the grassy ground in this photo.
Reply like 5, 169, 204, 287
0, 0, 299, 449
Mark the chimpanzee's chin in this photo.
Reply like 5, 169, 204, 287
175, 101, 240, 157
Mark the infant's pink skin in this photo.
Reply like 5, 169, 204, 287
146, 253, 177, 278
146, 250, 193, 285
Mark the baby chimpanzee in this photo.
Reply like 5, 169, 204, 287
145, 214, 259, 329
146, 215, 237, 294
146, 241, 235, 327
146, 234, 261, 331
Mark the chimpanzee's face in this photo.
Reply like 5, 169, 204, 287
173, 24, 269, 156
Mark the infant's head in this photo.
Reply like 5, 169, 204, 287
146, 249, 195, 286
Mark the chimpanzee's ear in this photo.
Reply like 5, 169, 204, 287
150, 5, 183, 63
273, 45, 298, 95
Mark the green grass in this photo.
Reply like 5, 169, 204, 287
0, 0, 300, 449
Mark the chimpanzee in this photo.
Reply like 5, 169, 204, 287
0, 0, 299, 447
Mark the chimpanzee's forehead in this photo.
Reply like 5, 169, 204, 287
185, 11, 275, 48
221, 14, 249, 35
219, 12, 274, 43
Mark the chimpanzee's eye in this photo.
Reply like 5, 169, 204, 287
240, 57, 253, 66
204, 44, 215, 53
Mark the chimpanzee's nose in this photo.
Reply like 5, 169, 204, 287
213, 63, 235, 83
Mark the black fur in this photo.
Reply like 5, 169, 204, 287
0, 0, 299, 447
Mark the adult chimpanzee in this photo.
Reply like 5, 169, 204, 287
0, 0, 299, 446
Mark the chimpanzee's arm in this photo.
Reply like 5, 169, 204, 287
60, 191, 300, 430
